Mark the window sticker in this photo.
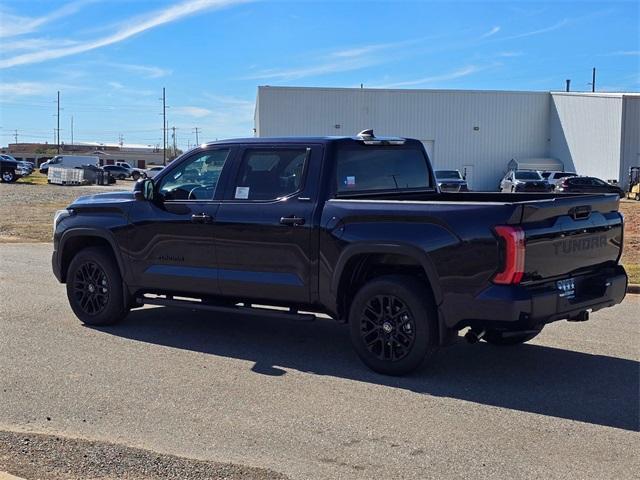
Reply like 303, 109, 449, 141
344, 176, 356, 187
235, 186, 250, 199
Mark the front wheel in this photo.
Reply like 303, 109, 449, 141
483, 327, 543, 346
1, 170, 16, 182
66, 247, 129, 326
349, 275, 438, 375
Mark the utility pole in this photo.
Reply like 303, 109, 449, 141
591, 67, 596, 92
565, 79, 571, 92
56, 91, 60, 153
193, 127, 200, 145
70, 116, 74, 146
118, 133, 124, 146
162, 87, 166, 165
13, 129, 18, 144
171, 126, 177, 158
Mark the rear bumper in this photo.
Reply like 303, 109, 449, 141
443, 265, 627, 330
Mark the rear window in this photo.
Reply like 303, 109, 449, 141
336, 146, 431, 194
514, 171, 542, 180
435, 170, 461, 179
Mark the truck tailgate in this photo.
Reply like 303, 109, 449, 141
518, 194, 623, 281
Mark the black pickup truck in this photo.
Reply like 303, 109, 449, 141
52, 131, 627, 375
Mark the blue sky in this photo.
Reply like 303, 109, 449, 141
0, 0, 638, 149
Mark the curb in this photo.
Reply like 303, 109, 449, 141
628, 284, 640, 294
0, 473, 27, 480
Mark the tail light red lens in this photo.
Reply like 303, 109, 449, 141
493, 225, 525, 284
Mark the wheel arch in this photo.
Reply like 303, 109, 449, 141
331, 243, 442, 321
58, 229, 125, 283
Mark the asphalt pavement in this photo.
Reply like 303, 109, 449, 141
1, 243, 638, 479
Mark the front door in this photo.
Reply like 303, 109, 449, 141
214, 145, 322, 304
127, 147, 233, 296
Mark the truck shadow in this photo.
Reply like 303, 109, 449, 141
97, 306, 639, 432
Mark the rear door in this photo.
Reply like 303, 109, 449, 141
214, 144, 323, 304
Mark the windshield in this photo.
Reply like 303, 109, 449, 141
336, 146, 432, 194
435, 170, 461, 179
514, 171, 542, 180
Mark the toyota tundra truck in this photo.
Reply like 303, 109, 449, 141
52, 130, 627, 375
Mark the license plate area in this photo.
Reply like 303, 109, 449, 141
557, 278, 576, 299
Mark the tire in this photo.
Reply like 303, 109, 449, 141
348, 275, 438, 375
483, 327, 543, 346
66, 247, 129, 326
1, 170, 16, 183
131, 171, 141, 181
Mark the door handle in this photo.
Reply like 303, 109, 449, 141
191, 213, 213, 224
280, 215, 305, 226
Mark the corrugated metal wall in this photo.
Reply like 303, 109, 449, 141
256, 87, 550, 190
621, 96, 640, 189
549, 93, 623, 183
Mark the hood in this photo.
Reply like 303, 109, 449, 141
71, 190, 135, 206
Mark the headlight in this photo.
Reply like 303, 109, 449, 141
53, 209, 73, 235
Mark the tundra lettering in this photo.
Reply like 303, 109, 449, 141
552, 235, 608, 255
52, 130, 627, 375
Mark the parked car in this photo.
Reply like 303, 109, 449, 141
145, 165, 164, 179
434, 169, 469, 192
556, 176, 625, 198
115, 161, 146, 181
52, 130, 627, 375
540, 170, 578, 186
40, 155, 99, 173
103, 165, 130, 180
0, 155, 23, 183
1, 154, 31, 176
500, 170, 553, 192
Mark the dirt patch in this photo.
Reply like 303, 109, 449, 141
0, 180, 127, 243
619, 200, 639, 283
0, 430, 288, 480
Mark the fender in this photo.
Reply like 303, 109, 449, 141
57, 228, 128, 283
331, 242, 443, 306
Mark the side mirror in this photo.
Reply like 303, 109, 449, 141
134, 178, 155, 201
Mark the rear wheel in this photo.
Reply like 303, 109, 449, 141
483, 327, 543, 346
66, 247, 129, 326
349, 275, 437, 375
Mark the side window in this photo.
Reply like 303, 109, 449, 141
158, 149, 230, 201
233, 148, 308, 201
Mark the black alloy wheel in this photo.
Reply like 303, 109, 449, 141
359, 294, 416, 362
72, 261, 110, 316
66, 247, 129, 325
349, 275, 437, 375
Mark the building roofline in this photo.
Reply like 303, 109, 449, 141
258, 85, 550, 96
550, 91, 640, 98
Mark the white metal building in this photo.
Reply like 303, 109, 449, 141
255, 86, 640, 191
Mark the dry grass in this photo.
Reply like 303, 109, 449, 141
16, 171, 49, 185
619, 200, 640, 284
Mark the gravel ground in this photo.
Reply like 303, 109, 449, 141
1, 243, 638, 480
0, 181, 127, 242
0, 431, 288, 480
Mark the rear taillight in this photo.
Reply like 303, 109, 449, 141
493, 226, 525, 284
